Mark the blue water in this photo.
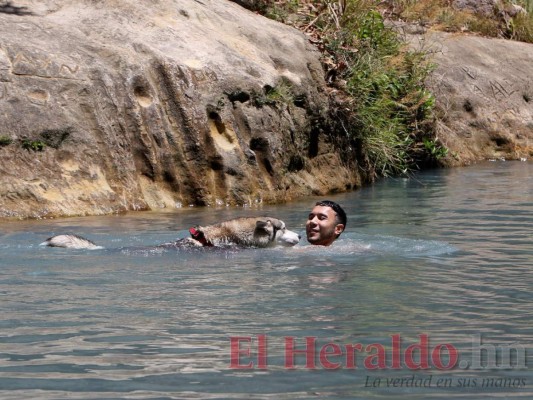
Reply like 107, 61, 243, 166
0, 161, 531, 399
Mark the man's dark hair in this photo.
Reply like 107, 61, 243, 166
315, 200, 347, 229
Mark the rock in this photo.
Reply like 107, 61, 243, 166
0, 0, 360, 219
452, 0, 499, 17
452, 0, 527, 20
452, 0, 527, 30
413, 32, 533, 165
228, 0, 266, 12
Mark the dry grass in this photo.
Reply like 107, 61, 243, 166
386, 0, 533, 43
511, 11, 533, 41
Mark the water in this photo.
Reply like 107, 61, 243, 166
0, 161, 531, 399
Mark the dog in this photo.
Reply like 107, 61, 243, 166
41, 234, 103, 250
41, 216, 301, 250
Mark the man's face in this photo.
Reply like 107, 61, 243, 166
306, 205, 344, 246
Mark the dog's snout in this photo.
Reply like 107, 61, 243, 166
298, 234, 301, 240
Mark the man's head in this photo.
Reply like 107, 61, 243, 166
306, 200, 347, 246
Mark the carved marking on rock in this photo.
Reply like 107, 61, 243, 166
60, 63, 80, 75
472, 84, 485, 97
12, 51, 83, 80
462, 66, 477, 80
27, 89, 49, 105
15, 22, 46, 33
13, 52, 34, 68
490, 80, 516, 100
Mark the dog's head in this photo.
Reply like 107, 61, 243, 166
255, 218, 300, 247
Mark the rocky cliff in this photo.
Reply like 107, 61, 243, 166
419, 31, 533, 165
1, 1, 532, 219
0, 0, 360, 218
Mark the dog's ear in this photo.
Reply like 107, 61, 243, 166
255, 220, 275, 241
256, 220, 272, 231
269, 218, 284, 230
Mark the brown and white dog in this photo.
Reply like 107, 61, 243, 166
41, 216, 301, 250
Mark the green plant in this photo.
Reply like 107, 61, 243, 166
265, 82, 294, 104
264, 0, 299, 22
423, 137, 448, 159
253, 81, 294, 107
0, 135, 12, 146
39, 127, 72, 149
21, 139, 46, 152
340, 7, 437, 176
257, 0, 441, 177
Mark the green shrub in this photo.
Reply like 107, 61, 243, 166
265, 81, 294, 104
39, 127, 72, 149
21, 139, 46, 152
252, 81, 294, 107
257, 0, 444, 177
423, 137, 448, 159
264, 0, 299, 23
0, 135, 12, 146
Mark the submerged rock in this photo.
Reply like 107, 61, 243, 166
0, 0, 360, 219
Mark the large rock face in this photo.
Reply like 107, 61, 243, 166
417, 32, 533, 165
0, 0, 359, 218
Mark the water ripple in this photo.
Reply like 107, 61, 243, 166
0, 161, 531, 399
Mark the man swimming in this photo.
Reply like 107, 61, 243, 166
306, 200, 347, 246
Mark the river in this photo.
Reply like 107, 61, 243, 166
0, 161, 531, 399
